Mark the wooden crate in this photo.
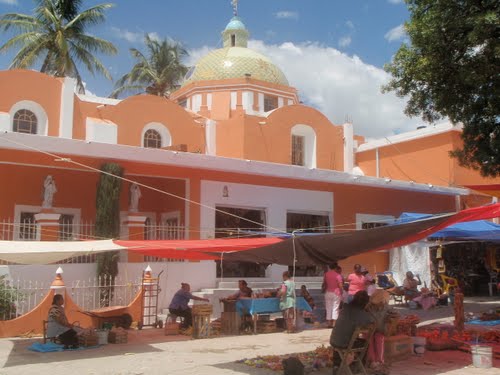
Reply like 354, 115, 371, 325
257, 320, 277, 334
108, 329, 128, 344
78, 332, 98, 347
193, 313, 211, 339
164, 322, 180, 336
192, 304, 213, 315
384, 335, 412, 363
221, 312, 240, 335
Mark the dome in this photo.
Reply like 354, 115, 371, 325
225, 16, 246, 31
183, 47, 289, 86
182, 16, 289, 87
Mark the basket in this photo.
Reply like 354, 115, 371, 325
78, 332, 98, 347
164, 322, 180, 336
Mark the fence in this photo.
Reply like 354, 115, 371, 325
0, 219, 186, 264
0, 274, 143, 321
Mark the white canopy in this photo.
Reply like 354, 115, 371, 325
0, 240, 126, 264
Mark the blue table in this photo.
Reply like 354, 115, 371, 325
235, 297, 312, 333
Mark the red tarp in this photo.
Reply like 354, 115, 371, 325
116, 203, 500, 264
115, 237, 283, 260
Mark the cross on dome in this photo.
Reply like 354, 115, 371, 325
231, 0, 238, 16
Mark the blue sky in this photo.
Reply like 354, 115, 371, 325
0, 0, 427, 138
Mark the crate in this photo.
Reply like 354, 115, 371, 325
221, 312, 240, 335
164, 322, 180, 336
192, 304, 213, 315
384, 335, 412, 363
193, 313, 211, 339
108, 329, 128, 344
78, 332, 98, 347
256, 320, 276, 334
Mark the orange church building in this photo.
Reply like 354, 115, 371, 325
0, 15, 493, 296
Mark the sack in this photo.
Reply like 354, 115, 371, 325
282, 357, 304, 375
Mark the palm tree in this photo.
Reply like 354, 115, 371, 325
110, 34, 188, 98
0, 0, 117, 93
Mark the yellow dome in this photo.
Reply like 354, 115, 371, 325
183, 47, 289, 86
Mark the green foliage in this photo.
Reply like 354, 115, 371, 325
0, 276, 17, 320
95, 162, 123, 306
0, 0, 117, 94
383, 0, 500, 177
110, 34, 188, 98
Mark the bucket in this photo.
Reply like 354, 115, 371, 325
96, 329, 109, 345
471, 345, 492, 368
412, 336, 426, 355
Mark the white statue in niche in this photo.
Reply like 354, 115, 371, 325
42, 175, 57, 208
129, 183, 142, 212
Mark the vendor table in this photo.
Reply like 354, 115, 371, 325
236, 297, 312, 334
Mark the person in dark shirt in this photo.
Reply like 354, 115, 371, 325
168, 283, 209, 328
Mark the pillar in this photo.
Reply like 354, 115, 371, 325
34, 210, 61, 241
124, 214, 147, 263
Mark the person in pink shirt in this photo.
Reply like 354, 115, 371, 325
346, 264, 367, 303
323, 263, 343, 328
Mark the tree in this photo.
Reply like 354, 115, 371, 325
383, 0, 500, 177
0, 0, 117, 93
110, 34, 188, 98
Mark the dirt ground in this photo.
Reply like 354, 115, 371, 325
0, 297, 498, 375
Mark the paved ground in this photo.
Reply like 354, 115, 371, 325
0, 297, 498, 375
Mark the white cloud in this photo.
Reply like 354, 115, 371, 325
110, 27, 143, 43
189, 41, 421, 138
338, 36, 352, 48
387, 0, 403, 4
274, 11, 299, 20
147, 32, 161, 42
384, 24, 407, 42
0, 0, 18, 5
346, 20, 355, 30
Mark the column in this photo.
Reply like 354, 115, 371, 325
34, 210, 61, 241
124, 214, 148, 263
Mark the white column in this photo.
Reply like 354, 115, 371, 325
59, 77, 76, 138
343, 122, 354, 173
205, 119, 217, 156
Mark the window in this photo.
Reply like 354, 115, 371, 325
178, 99, 187, 108
59, 214, 74, 241
231, 34, 236, 47
143, 129, 162, 148
13, 109, 37, 134
291, 135, 305, 166
19, 212, 36, 240
264, 95, 278, 112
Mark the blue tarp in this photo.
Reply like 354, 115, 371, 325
396, 212, 500, 241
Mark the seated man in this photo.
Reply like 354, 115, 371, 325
47, 294, 79, 349
168, 283, 209, 329
403, 271, 421, 301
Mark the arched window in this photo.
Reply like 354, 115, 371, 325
291, 124, 317, 168
143, 129, 162, 148
13, 109, 37, 134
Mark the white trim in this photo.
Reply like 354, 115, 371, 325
14, 204, 81, 241
278, 97, 284, 108
141, 122, 172, 148
85, 117, 117, 144
207, 93, 213, 110
230, 92, 237, 110
9, 100, 48, 136
355, 213, 395, 230
119, 211, 156, 240
59, 77, 75, 139
177, 83, 298, 102
0, 132, 468, 196
357, 122, 462, 152
76, 94, 121, 106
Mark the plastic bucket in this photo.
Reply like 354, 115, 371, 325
471, 345, 492, 368
412, 336, 426, 355
96, 329, 109, 345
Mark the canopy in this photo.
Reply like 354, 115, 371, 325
0, 240, 124, 264
465, 184, 500, 198
396, 212, 500, 241
219, 203, 500, 265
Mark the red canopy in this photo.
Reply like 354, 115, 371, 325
115, 237, 283, 260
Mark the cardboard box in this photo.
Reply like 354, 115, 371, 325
164, 322, 180, 336
384, 335, 412, 363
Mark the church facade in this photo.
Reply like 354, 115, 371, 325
0, 15, 486, 300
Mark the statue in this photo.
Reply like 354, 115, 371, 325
129, 183, 142, 212
42, 175, 57, 208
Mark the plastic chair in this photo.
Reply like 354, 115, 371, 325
439, 275, 458, 294
332, 323, 375, 375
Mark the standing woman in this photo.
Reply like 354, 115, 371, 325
346, 264, 367, 303
279, 271, 296, 333
323, 263, 343, 328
